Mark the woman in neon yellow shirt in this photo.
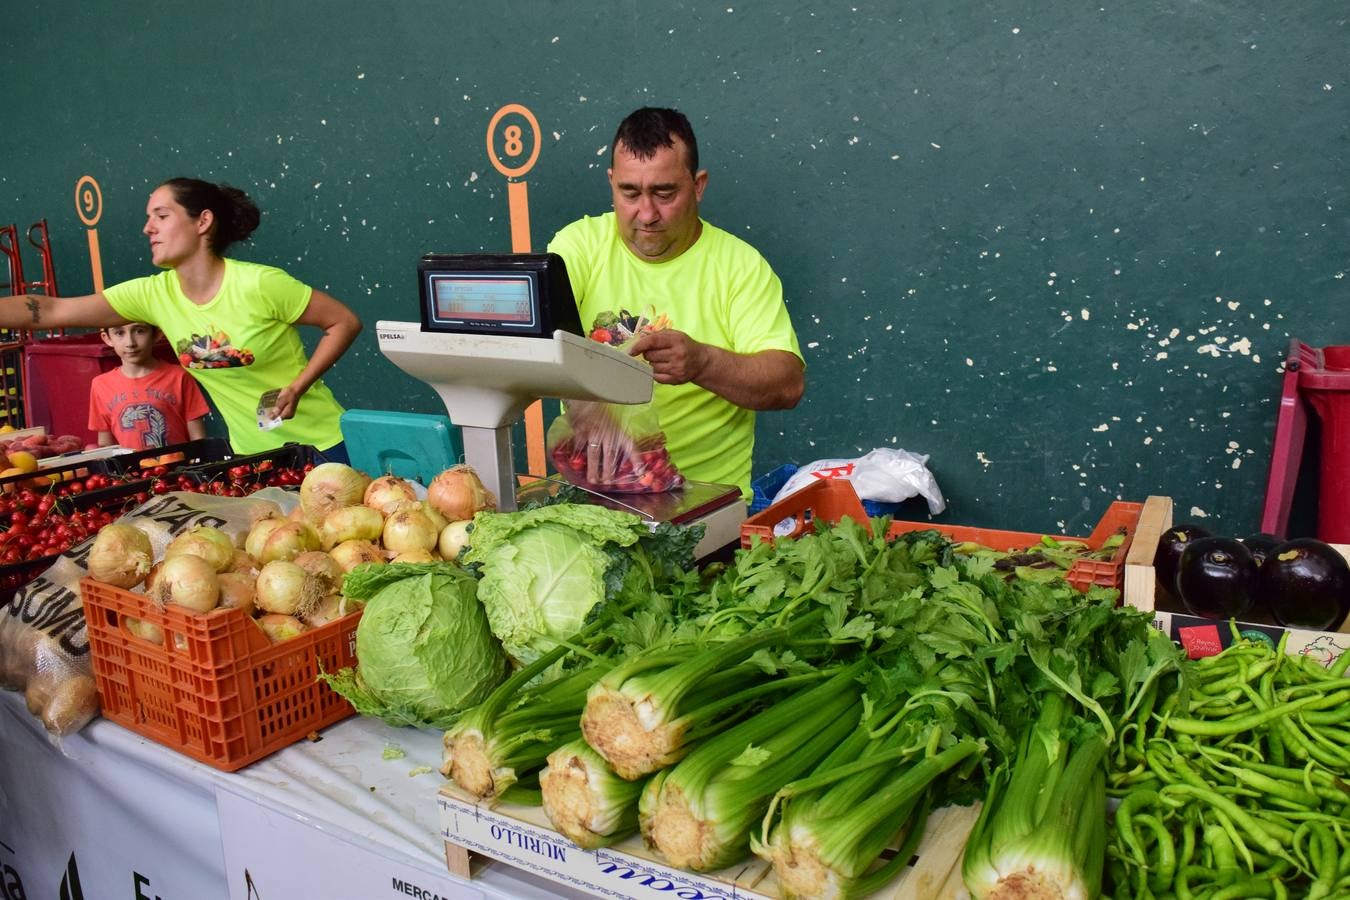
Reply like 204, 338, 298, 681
0, 177, 361, 459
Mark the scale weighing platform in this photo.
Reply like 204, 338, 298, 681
375, 252, 745, 559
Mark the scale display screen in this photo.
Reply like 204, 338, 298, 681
428, 274, 536, 327
417, 253, 583, 338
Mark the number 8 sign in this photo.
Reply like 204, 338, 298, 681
486, 104, 541, 180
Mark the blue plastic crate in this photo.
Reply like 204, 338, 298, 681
750, 462, 901, 517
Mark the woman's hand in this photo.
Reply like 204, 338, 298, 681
271, 385, 303, 420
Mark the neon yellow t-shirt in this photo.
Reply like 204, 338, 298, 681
548, 213, 802, 498
103, 259, 346, 453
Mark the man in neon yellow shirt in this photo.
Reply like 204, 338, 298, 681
548, 107, 805, 499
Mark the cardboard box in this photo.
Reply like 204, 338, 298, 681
1122, 495, 1350, 663
439, 786, 978, 900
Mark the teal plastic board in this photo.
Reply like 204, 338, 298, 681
339, 409, 461, 485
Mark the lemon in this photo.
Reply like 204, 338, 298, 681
7, 450, 38, 473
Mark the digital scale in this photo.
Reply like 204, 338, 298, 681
375, 252, 745, 559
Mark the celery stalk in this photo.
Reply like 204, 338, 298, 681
640, 662, 866, 872
443, 647, 610, 800
581, 616, 824, 780
962, 694, 1108, 900
540, 738, 649, 849
754, 720, 983, 900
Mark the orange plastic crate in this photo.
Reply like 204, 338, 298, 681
741, 479, 1143, 594
80, 576, 360, 772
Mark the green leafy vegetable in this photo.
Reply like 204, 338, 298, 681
464, 504, 693, 664
322, 563, 507, 729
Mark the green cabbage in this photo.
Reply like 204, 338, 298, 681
463, 504, 654, 665
322, 563, 507, 729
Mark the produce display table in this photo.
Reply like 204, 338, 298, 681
0, 690, 581, 899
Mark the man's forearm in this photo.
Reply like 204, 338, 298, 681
694, 347, 804, 411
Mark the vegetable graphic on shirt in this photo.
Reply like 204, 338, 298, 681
175, 329, 255, 369
589, 306, 669, 347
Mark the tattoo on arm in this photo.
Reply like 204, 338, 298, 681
25, 297, 39, 325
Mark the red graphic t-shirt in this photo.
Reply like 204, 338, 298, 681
87, 362, 211, 449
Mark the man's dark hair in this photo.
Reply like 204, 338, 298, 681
612, 107, 699, 175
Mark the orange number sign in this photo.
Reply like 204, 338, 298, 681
487, 104, 547, 476
74, 175, 105, 292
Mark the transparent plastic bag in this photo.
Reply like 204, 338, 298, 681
547, 401, 684, 494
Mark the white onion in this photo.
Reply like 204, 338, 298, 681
256, 614, 307, 643
419, 500, 449, 533
87, 523, 154, 588
363, 475, 418, 514
217, 572, 256, 616
301, 594, 357, 628
426, 465, 497, 521
152, 554, 220, 614
246, 500, 284, 530
381, 507, 440, 554
125, 617, 164, 646
259, 521, 321, 564
294, 550, 343, 595
254, 560, 323, 617
300, 463, 372, 522
390, 548, 438, 564
244, 518, 287, 561
230, 550, 261, 578
328, 540, 387, 573
165, 526, 235, 572
437, 520, 473, 562
319, 505, 385, 550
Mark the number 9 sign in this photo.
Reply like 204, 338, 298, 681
74, 175, 106, 291
74, 175, 103, 227
486, 104, 541, 179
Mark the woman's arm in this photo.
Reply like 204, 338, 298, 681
271, 289, 363, 419
0, 293, 126, 330
186, 418, 208, 441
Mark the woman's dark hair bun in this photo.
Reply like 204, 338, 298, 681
161, 177, 261, 254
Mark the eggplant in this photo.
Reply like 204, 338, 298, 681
1154, 523, 1212, 599
1240, 532, 1283, 568
1175, 536, 1257, 620
1259, 538, 1350, 631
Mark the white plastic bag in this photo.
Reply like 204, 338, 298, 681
772, 449, 946, 516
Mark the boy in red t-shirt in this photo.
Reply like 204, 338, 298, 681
88, 322, 211, 449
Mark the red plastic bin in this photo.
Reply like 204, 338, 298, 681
80, 576, 360, 771
741, 479, 1143, 594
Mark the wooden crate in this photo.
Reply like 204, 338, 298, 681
1123, 495, 1350, 663
440, 785, 978, 900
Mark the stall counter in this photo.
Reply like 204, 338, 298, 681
0, 690, 583, 899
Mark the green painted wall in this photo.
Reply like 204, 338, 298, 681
3, 2, 1346, 534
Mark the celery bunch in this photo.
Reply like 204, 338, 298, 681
962, 694, 1108, 900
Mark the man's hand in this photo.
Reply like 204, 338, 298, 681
628, 329, 804, 411
627, 329, 708, 385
